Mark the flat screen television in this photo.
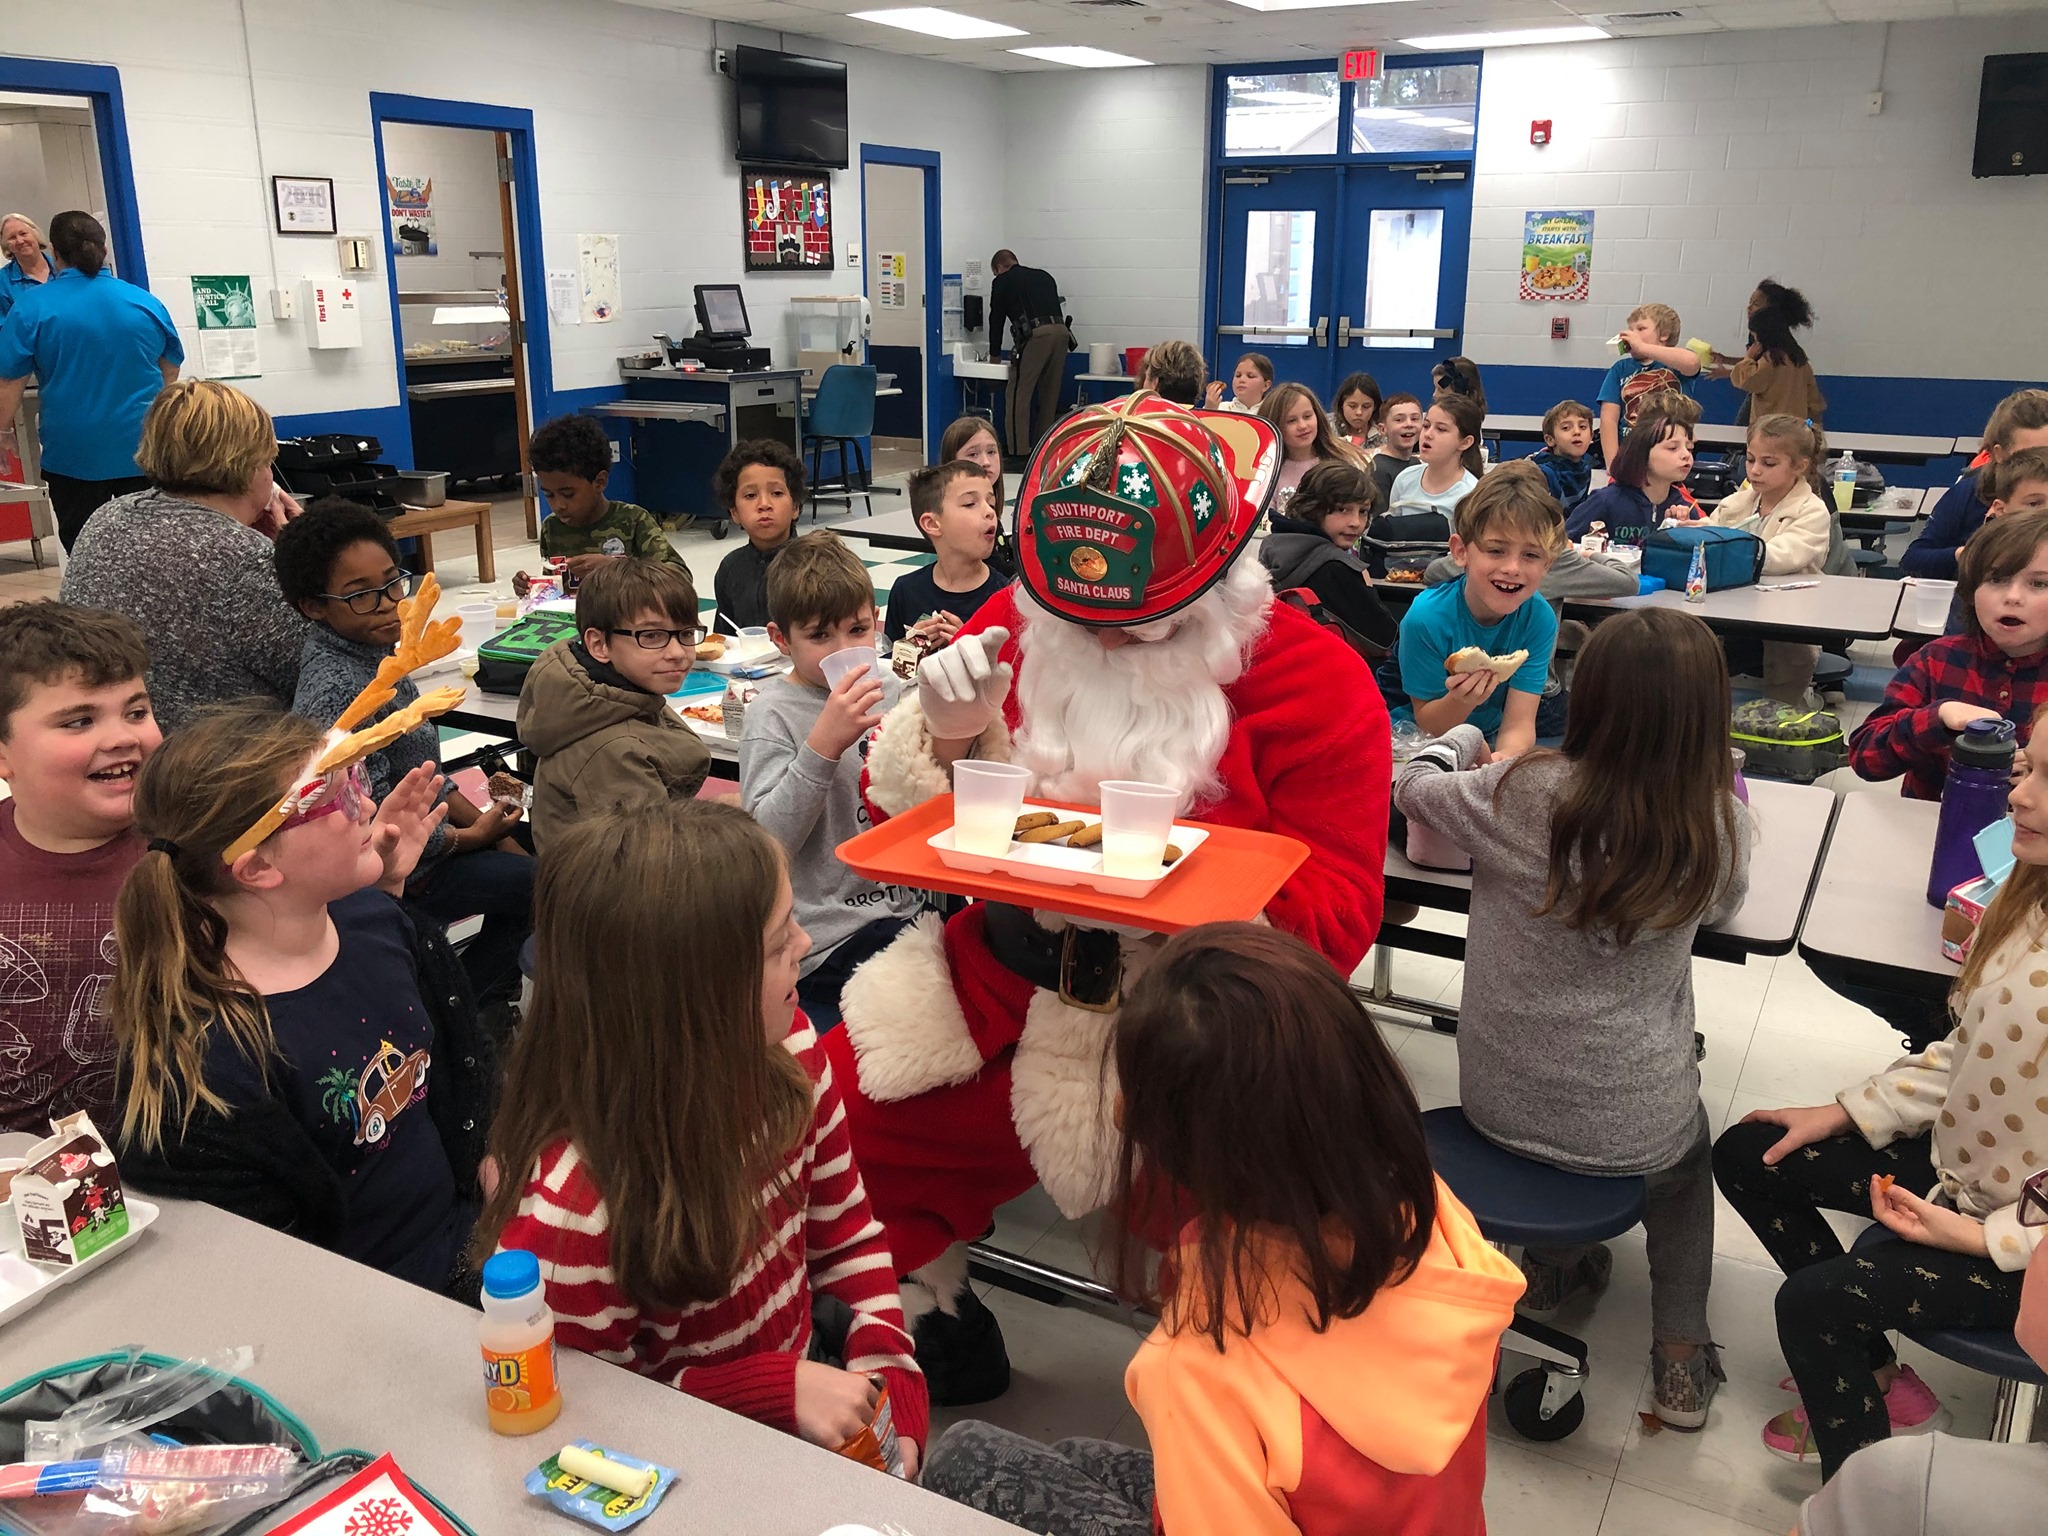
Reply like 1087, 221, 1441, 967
734, 45, 849, 170
1974, 52, 2048, 177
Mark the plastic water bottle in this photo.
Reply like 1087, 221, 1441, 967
1926, 718, 2018, 907
480, 1249, 562, 1435
1832, 450, 1859, 513
1684, 540, 1707, 604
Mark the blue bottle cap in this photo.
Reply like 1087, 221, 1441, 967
482, 1247, 541, 1300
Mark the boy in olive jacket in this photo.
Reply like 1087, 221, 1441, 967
516, 559, 709, 853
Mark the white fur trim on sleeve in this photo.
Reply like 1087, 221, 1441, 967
838, 913, 987, 1103
866, 694, 1012, 819
1010, 989, 1122, 1220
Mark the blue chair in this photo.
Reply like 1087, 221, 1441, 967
1850, 1223, 2044, 1442
1423, 1106, 1648, 1441
805, 365, 878, 520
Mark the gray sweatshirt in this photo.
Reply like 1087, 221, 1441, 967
739, 668, 925, 973
60, 487, 310, 735
1393, 724, 1752, 1175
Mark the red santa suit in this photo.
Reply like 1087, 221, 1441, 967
823, 572, 1391, 1278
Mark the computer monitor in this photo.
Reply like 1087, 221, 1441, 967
695, 284, 751, 340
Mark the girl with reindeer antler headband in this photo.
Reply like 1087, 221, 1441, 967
110, 576, 495, 1298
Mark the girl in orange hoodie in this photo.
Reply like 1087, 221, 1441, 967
924, 924, 1524, 1536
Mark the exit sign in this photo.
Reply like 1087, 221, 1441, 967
1342, 49, 1379, 81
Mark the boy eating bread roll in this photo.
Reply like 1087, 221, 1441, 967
1396, 474, 1564, 759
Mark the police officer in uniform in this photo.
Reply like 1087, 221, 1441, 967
987, 250, 1070, 461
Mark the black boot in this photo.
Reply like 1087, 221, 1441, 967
911, 1287, 1012, 1405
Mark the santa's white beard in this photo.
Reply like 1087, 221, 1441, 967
1012, 557, 1273, 813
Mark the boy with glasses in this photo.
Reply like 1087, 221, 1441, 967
517, 556, 710, 854
741, 533, 924, 1031
277, 498, 532, 1001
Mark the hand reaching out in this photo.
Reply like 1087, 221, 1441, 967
371, 761, 449, 894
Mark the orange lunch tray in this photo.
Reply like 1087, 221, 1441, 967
836, 794, 1310, 934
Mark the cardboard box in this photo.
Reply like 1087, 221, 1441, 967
13, 1111, 128, 1266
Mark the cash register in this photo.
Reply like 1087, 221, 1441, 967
652, 284, 772, 372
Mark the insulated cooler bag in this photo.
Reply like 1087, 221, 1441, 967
474, 610, 578, 696
1641, 524, 1765, 592
1731, 698, 1846, 784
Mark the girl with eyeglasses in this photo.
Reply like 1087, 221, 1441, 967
111, 704, 492, 1298
275, 499, 533, 1004
1714, 702, 2048, 1478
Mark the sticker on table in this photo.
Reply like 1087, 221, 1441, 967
264, 1453, 463, 1535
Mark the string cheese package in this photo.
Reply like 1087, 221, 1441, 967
525, 1441, 677, 1531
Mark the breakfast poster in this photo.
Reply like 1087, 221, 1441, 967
1519, 209, 1593, 302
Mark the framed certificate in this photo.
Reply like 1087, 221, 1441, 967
272, 175, 337, 235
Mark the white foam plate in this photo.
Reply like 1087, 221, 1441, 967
0, 1197, 159, 1329
928, 801, 1209, 899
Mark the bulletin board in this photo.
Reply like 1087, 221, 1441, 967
742, 169, 834, 271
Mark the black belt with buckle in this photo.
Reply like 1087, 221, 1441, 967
982, 902, 1122, 1012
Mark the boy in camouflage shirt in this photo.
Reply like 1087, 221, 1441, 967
531, 414, 684, 582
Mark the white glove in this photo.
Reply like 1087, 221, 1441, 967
918, 626, 1013, 742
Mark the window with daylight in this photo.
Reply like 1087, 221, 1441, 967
1361, 208, 1443, 348
1223, 70, 1340, 157
1241, 210, 1317, 344
1349, 63, 1480, 154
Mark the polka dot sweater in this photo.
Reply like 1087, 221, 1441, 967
1839, 930, 2048, 1272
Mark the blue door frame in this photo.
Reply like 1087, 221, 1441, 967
858, 144, 943, 463
362, 93, 555, 470
1201, 53, 1480, 399
0, 58, 147, 286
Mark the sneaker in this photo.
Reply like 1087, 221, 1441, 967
1517, 1244, 1613, 1322
1761, 1367, 1948, 1465
1649, 1343, 1724, 1431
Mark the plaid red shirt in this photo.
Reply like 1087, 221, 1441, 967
1849, 631, 2048, 799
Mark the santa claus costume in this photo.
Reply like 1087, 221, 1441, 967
823, 393, 1393, 1401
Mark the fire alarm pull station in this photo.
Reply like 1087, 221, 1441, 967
1531, 119, 1553, 146
1551, 316, 1570, 341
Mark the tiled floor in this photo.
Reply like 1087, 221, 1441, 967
9, 501, 2012, 1531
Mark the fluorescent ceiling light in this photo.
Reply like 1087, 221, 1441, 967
1009, 45, 1151, 66
431, 304, 509, 324
1398, 24, 1608, 48
850, 7, 1026, 38
1222, 0, 1407, 11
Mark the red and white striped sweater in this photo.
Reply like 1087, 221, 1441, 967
495, 1021, 929, 1453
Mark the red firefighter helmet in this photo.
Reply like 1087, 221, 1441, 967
1013, 391, 1280, 628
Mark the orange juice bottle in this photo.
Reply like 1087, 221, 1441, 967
479, 1249, 562, 1435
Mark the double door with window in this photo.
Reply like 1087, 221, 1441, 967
1213, 162, 1471, 405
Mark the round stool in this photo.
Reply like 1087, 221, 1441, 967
1423, 1106, 1648, 1440
1850, 1223, 2045, 1441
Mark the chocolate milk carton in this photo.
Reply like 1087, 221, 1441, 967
14, 1112, 129, 1265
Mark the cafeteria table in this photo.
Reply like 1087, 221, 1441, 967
1482, 415, 1957, 464
1563, 573, 1904, 644
829, 505, 931, 555
440, 680, 741, 778
1797, 790, 1955, 1002
0, 1189, 1017, 1536
1891, 577, 1954, 640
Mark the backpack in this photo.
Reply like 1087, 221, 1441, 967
1275, 587, 1392, 662
1640, 525, 1765, 592
1361, 509, 1451, 581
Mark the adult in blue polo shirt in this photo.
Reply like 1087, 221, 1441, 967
0, 211, 183, 549
0, 213, 53, 322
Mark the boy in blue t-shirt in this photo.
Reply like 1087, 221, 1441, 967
1596, 301, 1702, 467
1398, 473, 1563, 759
